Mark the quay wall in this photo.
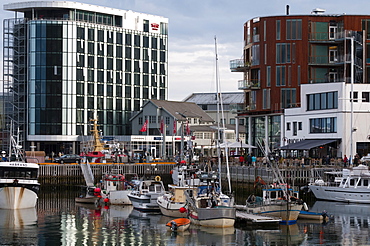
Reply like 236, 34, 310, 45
39, 163, 339, 187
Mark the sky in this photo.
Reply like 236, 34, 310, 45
2, 0, 370, 101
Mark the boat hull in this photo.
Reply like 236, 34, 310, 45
75, 196, 100, 204
166, 218, 191, 232
128, 193, 161, 212
187, 207, 236, 228
157, 196, 187, 217
298, 211, 328, 221
240, 203, 302, 224
106, 190, 132, 205
0, 187, 38, 209
309, 185, 370, 203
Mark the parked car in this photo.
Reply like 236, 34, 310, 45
54, 154, 82, 164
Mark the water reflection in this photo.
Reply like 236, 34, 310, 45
0, 208, 38, 245
2, 191, 370, 245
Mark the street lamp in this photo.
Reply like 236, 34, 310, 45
176, 111, 187, 162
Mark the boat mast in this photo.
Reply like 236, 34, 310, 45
90, 119, 104, 152
214, 36, 232, 194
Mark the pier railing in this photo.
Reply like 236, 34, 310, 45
39, 163, 338, 187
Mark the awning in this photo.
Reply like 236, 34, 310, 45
280, 139, 338, 150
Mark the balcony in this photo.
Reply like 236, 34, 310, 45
309, 55, 362, 68
230, 59, 252, 72
229, 103, 244, 113
238, 79, 260, 90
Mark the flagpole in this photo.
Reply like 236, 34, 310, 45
146, 115, 149, 157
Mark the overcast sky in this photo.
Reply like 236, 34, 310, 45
2, 0, 370, 101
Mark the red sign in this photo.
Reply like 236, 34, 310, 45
151, 23, 159, 30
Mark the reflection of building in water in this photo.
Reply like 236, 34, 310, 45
304, 201, 370, 246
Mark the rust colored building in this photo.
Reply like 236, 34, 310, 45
231, 9, 370, 155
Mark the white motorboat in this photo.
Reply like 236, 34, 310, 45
101, 172, 138, 205
127, 178, 165, 212
308, 164, 370, 203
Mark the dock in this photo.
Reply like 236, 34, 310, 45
236, 210, 280, 224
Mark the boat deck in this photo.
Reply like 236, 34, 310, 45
236, 211, 280, 224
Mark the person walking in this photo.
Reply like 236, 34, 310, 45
252, 155, 257, 167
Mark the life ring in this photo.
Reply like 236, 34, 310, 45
155, 176, 161, 182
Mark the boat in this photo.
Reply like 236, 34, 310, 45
0, 125, 40, 209
166, 218, 191, 232
127, 177, 165, 212
101, 171, 138, 205
235, 183, 303, 225
298, 210, 329, 221
157, 163, 202, 217
308, 164, 370, 203
184, 169, 236, 228
75, 186, 101, 204
183, 37, 236, 228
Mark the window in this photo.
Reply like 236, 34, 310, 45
281, 88, 296, 108
286, 19, 302, 40
363, 92, 370, 102
351, 91, 358, 102
266, 66, 271, 87
298, 122, 302, 130
276, 43, 291, 64
310, 117, 337, 133
287, 122, 291, 131
293, 122, 297, 136
263, 89, 271, 109
230, 118, 236, 124
276, 20, 281, 40
307, 91, 338, 110
276, 66, 286, 86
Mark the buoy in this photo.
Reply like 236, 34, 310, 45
155, 176, 161, 182
179, 207, 187, 213
180, 160, 186, 164
104, 198, 110, 203
94, 187, 101, 193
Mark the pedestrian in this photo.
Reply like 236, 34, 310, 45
252, 155, 256, 167
239, 155, 244, 166
247, 154, 252, 166
343, 155, 348, 167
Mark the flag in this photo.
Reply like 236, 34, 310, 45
160, 119, 164, 134
186, 120, 191, 135
140, 119, 148, 132
173, 119, 177, 134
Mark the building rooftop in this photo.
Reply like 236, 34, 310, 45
4, 1, 168, 20
183, 92, 244, 105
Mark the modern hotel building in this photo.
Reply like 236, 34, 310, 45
2, 1, 168, 154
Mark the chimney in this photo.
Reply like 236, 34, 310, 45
286, 5, 290, 15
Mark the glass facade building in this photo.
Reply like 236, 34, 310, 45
3, 1, 168, 154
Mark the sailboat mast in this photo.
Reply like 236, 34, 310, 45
214, 36, 232, 194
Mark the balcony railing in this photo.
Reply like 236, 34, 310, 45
230, 59, 252, 72
238, 79, 260, 90
309, 54, 362, 68
309, 30, 362, 43
229, 103, 244, 113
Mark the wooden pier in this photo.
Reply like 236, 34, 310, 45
38, 162, 339, 187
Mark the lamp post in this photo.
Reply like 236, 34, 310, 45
176, 112, 187, 162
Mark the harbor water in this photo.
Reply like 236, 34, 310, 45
1, 189, 370, 245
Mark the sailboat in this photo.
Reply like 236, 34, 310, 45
184, 37, 236, 228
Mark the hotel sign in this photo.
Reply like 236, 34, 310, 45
151, 23, 159, 30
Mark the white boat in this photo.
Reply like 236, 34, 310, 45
0, 125, 40, 209
157, 164, 202, 217
75, 186, 101, 204
235, 184, 303, 225
308, 164, 370, 203
127, 178, 165, 212
101, 172, 138, 205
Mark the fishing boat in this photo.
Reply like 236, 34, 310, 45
101, 171, 138, 205
127, 177, 165, 212
157, 163, 202, 217
166, 218, 191, 232
308, 164, 370, 203
0, 126, 40, 209
235, 182, 303, 225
